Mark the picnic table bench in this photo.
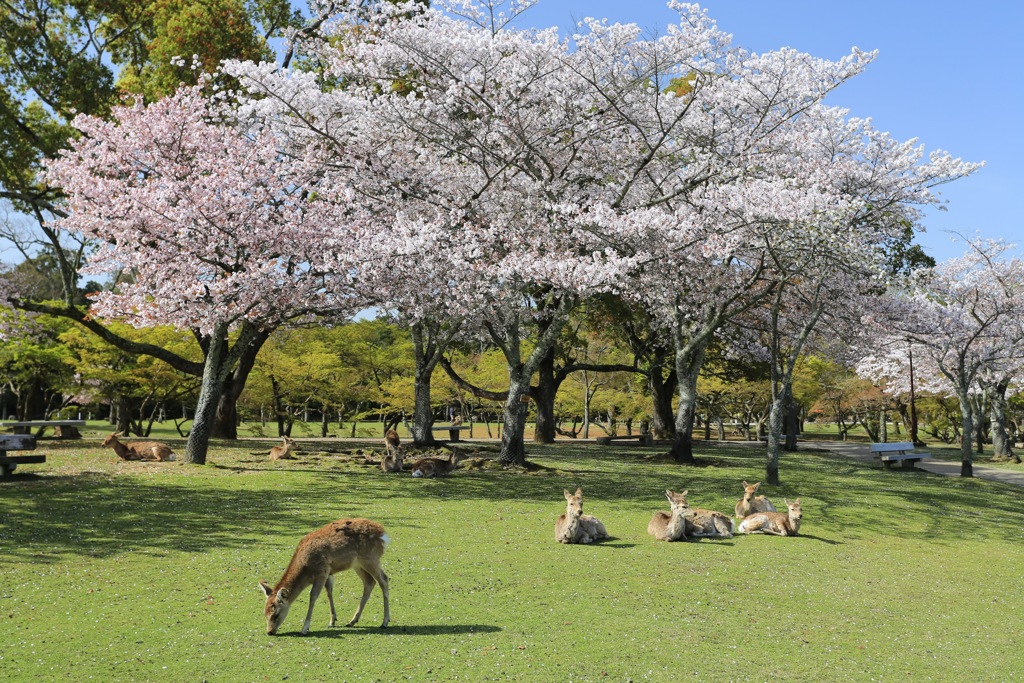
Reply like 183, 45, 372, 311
2, 420, 86, 439
870, 441, 931, 470
596, 433, 654, 446
0, 434, 44, 477
430, 425, 472, 442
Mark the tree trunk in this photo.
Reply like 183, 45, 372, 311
532, 347, 558, 444
412, 362, 436, 446
114, 395, 131, 435
410, 319, 461, 447
212, 328, 268, 439
765, 391, 784, 486
647, 360, 677, 440
668, 346, 704, 465
499, 369, 530, 467
784, 384, 798, 452
956, 386, 974, 477
184, 323, 232, 465
989, 379, 1018, 462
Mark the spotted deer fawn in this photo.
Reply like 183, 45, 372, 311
555, 488, 609, 544
381, 429, 402, 472
734, 481, 776, 518
411, 451, 460, 478
269, 436, 297, 461
678, 490, 734, 538
258, 518, 391, 635
738, 498, 803, 536
102, 432, 175, 461
648, 489, 689, 541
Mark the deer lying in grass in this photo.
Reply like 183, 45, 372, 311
410, 451, 460, 478
734, 481, 776, 519
679, 490, 734, 538
269, 436, 297, 461
258, 518, 391, 636
381, 429, 402, 472
738, 498, 803, 536
102, 432, 175, 461
648, 489, 689, 541
555, 487, 609, 544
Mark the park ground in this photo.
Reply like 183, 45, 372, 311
1, 423, 1022, 682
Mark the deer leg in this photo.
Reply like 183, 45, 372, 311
302, 576, 326, 635
325, 574, 337, 627
347, 568, 375, 627
372, 566, 390, 628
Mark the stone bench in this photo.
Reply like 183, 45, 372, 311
596, 433, 654, 446
870, 441, 931, 470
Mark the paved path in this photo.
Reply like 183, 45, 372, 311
815, 440, 1024, 488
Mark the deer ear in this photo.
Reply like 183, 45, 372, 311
258, 580, 273, 598
784, 498, 791, 505
742, 481, 749, 487
564, 489, 572, 500
665, 489, 674, 499
794, 498, 801, 504
275, 588, 289, 603
574, 487, 582, 497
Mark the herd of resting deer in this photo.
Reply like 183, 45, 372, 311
100, 429, 803, 636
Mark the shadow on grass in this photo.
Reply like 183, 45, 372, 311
2, 438, 1023, 565
280, 624, 503, 638
794, 534, 843, 545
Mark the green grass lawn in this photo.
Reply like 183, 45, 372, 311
2, 428, 1023, 682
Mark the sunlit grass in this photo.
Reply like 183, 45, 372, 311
2, 432, 1023, 682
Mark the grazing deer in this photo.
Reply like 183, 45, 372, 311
734, 481, 777, 519
410, 451, 460, 478
738, 498, 803, 536
381, 429, 402, 472
555, 487, 609, 544
648, 489, 689, 541
258, 518, 391, 635
102, 432, 175, 462
269, 436, 297, 461
679, 490, 734, 538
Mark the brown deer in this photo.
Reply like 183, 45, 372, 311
410, 451, 460, 478
381, 429, 402, 472
555, 488, 609, 544
258, 518, 391, 635
102, 432, 175, 461
647, 489, 689, 541
734, 481, 777, 519
269, 436, 297, 461
738, 498, 803, 536
679, 490, 734, 538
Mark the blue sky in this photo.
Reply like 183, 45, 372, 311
511, 1, 1024, 263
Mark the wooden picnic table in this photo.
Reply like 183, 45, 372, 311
2, 420, 86, 439
0, 434, 44, 477
429, 425, 472, 441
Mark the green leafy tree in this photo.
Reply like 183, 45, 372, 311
59, 322, 199, 435
0, 310, 76, 420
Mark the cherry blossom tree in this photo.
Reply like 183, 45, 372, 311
859, 239, 1024, 476
222, 0, 979, 469
40, 83, 360, 464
